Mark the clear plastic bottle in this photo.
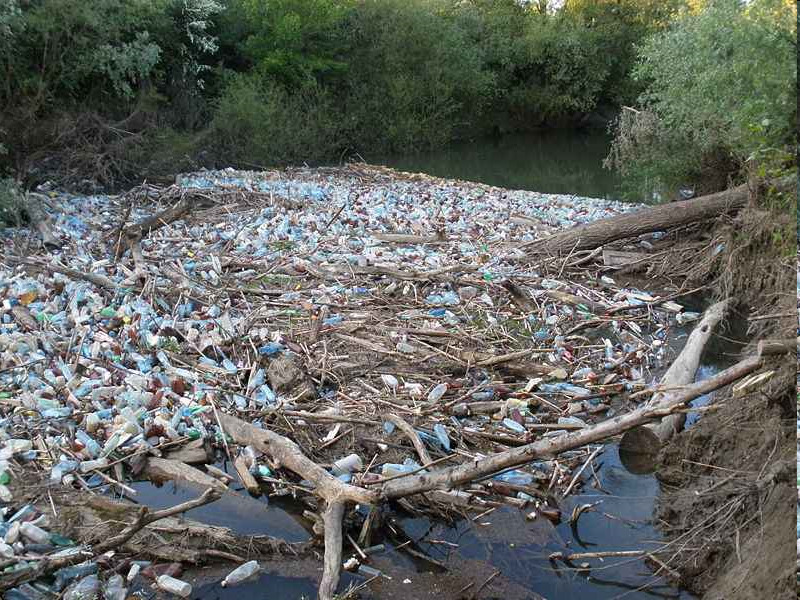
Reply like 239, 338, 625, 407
331, 454, 363, 476
220, 560, 260, 587
427, 383, 447, 402
63, 575, 99, 600
103, 574, 127, 600
156, 575, 192, 597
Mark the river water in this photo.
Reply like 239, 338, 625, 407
376, 130, 622, 200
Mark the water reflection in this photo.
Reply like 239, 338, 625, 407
375, 130, 621, 200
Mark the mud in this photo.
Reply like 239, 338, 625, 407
652, 208, 796, 600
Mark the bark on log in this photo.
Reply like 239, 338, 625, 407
619, 299, 729, 455
218, 349, 761, 598
385, 414, 434, 467
525, 183, 756, 255
319, 501, 346, 599
379, 352, 759, 499
144, 457, 228, 492
217, 413, 379, 506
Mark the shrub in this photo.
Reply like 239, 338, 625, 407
0, 177, 23, 227
209, 72, 346, 166
607, 0, 797, 201
343, 0, 493, 152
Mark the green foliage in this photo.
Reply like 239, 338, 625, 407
5, 0, 753, 187
209, 72, 346, 165
0, 177, 23, 227
343, 0, 493, 152
236, 0, 353, 86
607, 0, 797, 201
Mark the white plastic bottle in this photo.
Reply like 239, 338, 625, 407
221, 560, 260, 587
156, 574, 192, 597
331, 454, 363, 476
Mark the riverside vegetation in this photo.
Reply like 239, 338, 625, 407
0, 0, 796, 210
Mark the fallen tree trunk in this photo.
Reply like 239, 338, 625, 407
380, 352, 759, 500
218, 349, 762, 598
524, 179, 791, 255
618, 299, 729, 455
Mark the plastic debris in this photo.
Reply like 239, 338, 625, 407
0, 165, 690, 594
156, 575, 192, 597
221, 560, 260, 587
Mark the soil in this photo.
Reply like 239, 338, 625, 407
652, 207, 796, 600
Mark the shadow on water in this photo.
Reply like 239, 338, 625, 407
127, 285, 750, 599
382, 444, 694, 600
374, 130, 622, 200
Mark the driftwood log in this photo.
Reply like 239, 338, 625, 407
219, 347, 763, 599
619, 299, 729, 455
0, 488, 221, 592
523, 178, 792, 255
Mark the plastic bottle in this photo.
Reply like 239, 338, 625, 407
5, 521, 20, 543
502, 418, 526, 434
220, 560, 260, 587
492, 470, 533, 486
79, 458, 108, 473
0, 540, 14, 558
331, 454, 363, 476
126, 563, 140, 583
103, 574, 127, 600
63, 574, 99, 600
381, 463, 421, 477
20, 522, 50, 544
53, 562, 98, 592
432, 424, 450, 451
427, 383, 447, 402
156, 575, 192, 597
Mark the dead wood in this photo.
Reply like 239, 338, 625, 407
144, 457, 228, 492
217, 348, 762, 597
523, 180, 791, 255
619, 299, 729, 453
0, 488, 221, 592
379, 353, 761, 499
386, 413, 434, 466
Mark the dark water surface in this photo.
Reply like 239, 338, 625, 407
375, 130, 622, 200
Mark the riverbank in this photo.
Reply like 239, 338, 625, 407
0, 166, 791, 599
652, 207, 796, 600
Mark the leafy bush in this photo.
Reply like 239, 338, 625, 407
607, 0, 797, 201
342, 0, 493, 152
0, 177, 23, 227
209, 72, 346, 166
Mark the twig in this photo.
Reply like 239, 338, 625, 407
562, 445, 604, 497
385, 413, 433, 466
0, 488, 221, 592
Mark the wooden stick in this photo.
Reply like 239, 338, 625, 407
385, 413, 433, 466
380, 354, 762, 499
561, 445, 604, 497
621, 299, 728, 452
0, 488, 221, 592
550, 549, 647, 561
319, 501, 345, 600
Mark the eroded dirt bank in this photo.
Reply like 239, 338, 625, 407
653, 209, 796, 600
